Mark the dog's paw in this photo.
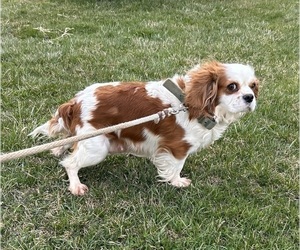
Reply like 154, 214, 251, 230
170, 177, 191, 188
51, 147, 66, 157
69, 183, 89, 196
51, 144, 71, 157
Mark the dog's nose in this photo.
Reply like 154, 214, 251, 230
243, 94, 254, 103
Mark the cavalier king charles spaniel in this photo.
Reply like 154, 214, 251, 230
30, 61, 259, 195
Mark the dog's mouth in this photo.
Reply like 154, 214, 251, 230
240, 104, 255, 113
227, 103, 256, 114
247, 102, 256, 112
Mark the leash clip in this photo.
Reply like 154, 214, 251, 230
154, 105, 187, 124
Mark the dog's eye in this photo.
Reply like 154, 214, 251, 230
227, 83, 238, 92
250, 82, 257, 89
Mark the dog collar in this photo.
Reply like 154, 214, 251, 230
163, 79, 185, 103
163, 78, 217, 130
197, 116, 217, 130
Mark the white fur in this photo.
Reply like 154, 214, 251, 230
151, 153, 189, 187
61, 135, 110, 195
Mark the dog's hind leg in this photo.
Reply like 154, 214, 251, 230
60, 135, 110, 195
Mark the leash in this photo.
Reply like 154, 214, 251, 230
0, 106, 187, 163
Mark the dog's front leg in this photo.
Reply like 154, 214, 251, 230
152, 153, 191, 187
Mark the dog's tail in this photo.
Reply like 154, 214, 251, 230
29, 100, 78, 139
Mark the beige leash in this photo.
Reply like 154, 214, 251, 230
0, 107, 186, 163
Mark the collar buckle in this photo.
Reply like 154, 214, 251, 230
197, 116, 217, 130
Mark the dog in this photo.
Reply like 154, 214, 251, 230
29, 61, 259, 195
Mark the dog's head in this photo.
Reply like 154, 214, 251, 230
185, 61, 259, 120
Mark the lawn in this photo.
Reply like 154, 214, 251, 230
1, 0, 299, 249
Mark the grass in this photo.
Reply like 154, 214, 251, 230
1, 0, 298, 249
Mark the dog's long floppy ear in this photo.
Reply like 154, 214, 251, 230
185, 61, 224, 119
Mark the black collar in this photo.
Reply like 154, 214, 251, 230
163, 78, 217, 130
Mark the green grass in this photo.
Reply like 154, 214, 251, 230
1, 0, 298, 249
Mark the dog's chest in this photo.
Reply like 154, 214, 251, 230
183, 120, 228, 154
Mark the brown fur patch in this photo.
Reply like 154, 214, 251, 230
177, 77, 186, 91
54, 99, 83, 135
89, 82, 191, 159
184, 61, 226, 120
252, 79, 259, 98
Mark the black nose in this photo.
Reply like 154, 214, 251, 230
243, 94, 254, 103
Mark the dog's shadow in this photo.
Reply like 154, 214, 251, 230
77, 155, 159, 192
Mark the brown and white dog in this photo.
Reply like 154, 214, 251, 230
30, 61, 259, 195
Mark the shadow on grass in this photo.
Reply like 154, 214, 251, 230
78, 155, 158, 191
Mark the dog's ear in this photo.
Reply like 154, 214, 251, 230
185, 61, 223, 119
252, 79, 259, 99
